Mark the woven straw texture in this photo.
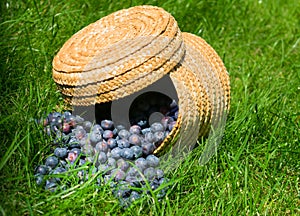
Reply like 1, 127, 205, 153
52, 5, 230, 156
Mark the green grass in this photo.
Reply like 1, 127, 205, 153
1, 0, 299, 215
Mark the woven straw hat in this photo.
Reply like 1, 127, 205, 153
52, 5, 230, 159
53, 5, 184, 105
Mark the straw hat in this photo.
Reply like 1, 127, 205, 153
52, 5, 230, 158
53, 5, 184, 104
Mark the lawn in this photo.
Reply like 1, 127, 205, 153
1, 0, 299, 215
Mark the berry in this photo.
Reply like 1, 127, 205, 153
67, 151, 79, 163
75, 115, 84, 123
150, 122, 164, 133
35, 174, 44, 186
62, 111, 72, 119
51, 124, 60, 133
161, 116, 174, 129
174, 111, 178, 120
45, 156, 59, 168
170, 105, 179, 114
121, 148, 134, 160
102, 130, 114, 140
68, 136, 79, 145
89, 131, 102, 144
150, 179, 160, 190
157, 189, 167, 199
71, 148, 81, 155
129, 125, 141, 134
141, 127, 151, 135
168, 120, 176, 131
114, 187, 131, 199
130, 145, 142, 158
107, 157, 117, 169
111, 147, 122, 159
82, 121, 93, 131
153, 131, 165, 145
98, 164, 109, 173
107, 138, 117, 149
117, 158, 130, 172
143, 167, 156, 180
146, 155, 160, 167
156, 169, 164, 179
98, 152, 107, 164
117, 138, 130, 148
128, 134, 141, 146
142, 143, 155, 156
135, 158, 148, 171
54, 147, 68, 159
45, 180, 57, 191
77, 170, 86, 180
44, 126, 51, 136
82, 144, 95, 156
129, 191, 141, 202
95, 141, 108, 153
127, 167, 139, 177
35, 165, 49, 175
112, 128, 118, 136
169, 99, 177, 108
68, 115, 77, 127
114, 125, 126, 133
101, 120, 114, 130
52, 112, 62, 118
144, 132, 155, 143
92, 124, 104, 134
79, 136, 91, 147
158, 177, 169, 185
111, 169, 126, 181
74, 126, 86, 139
53, 166, 66, 174
69, 143, 81, 149
118, 129, 130, 139
79, 159, 86, 166
49, 117, 57, 127
125, 175, 142, 187
46, 113, 53, 123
